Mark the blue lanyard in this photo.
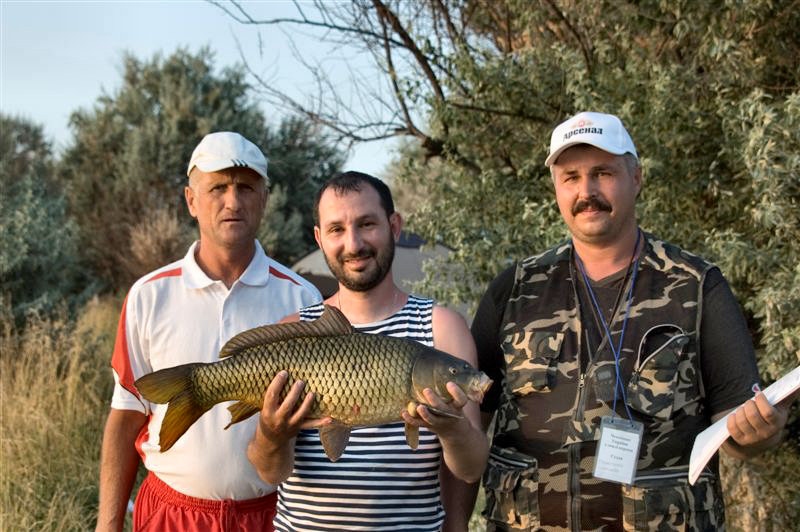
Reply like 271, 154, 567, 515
574, 230, 641, 421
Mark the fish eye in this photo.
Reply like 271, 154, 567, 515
448, 366, 457, 375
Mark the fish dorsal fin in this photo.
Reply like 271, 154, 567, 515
219, 305, 353, 358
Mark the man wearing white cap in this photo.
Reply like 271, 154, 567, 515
470, 112, 794, 530
96, 132, 321, 531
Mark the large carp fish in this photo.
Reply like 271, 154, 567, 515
134, 305, 491, 461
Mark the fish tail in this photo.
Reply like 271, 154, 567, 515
157, 388, 211, 451
134, 364, 211, 451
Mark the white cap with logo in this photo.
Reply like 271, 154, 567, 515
187, 131, 269, 184
545, 111, 638, 167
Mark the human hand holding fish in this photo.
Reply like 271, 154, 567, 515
402, 382, 470, 434
257, 370, 333, 438
247, 370, 332, 485
392, 303, 490, 485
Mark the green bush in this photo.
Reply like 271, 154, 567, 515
0, 115, 89, 324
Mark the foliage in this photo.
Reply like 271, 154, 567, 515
59, 48, 342, 292
259, 116, 346, 262
720, 430, 800, 532
59, 47, 261, 290
259, 183, 305, 260
0, 115, 89, 323
0, 297, 120, 530
119, 203, 195, 279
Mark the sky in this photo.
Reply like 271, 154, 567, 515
0, 0, 396, 177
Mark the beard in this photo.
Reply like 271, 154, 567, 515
324, 239, 395, 292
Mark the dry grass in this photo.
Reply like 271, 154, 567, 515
121, 205, 193, 284
1, 297, 119, 531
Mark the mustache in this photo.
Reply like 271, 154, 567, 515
573, 196, 612, 215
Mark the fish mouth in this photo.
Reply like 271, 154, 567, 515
466, 373, 493, 404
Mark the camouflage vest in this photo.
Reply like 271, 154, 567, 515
482, 233, 726, 531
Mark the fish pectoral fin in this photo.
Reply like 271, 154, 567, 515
405, 423, 419, 449
423, 404, 463, 419
319, 422, 351, 462
225, 401, 261, 429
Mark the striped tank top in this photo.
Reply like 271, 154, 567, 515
274, 296, 445, 531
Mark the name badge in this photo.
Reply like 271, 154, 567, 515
593, 416, 643, 485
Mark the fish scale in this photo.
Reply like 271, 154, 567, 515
134, 305, 492, 460
199, 334, 419, 425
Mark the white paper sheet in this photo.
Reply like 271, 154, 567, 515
688, 365, 800, 485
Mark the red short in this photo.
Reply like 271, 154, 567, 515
133, 472, 276, 531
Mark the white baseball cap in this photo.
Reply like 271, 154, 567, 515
187, 131, 269, 184
545, 111, 638, 167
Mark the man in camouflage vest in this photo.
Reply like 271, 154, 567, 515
470, 111, 795, 531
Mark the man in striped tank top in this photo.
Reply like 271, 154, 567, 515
247, 171, 489, 531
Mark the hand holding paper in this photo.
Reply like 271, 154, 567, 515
727, 387, 790, 449
689, 365, 800, 485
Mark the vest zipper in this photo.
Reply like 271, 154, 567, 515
568, 373, 587, 530
568, 442, 581, 531
567, 256, 585, 531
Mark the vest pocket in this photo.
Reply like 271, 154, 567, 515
621, 470, 724, 531
627, 325, 689, 420
503, 330, 564, 394
482, 445, 540, 530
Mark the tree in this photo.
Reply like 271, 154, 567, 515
259, 116, 345, 261
0, 114, 87, 323
222, 0, 800, 527
59, 47, 343, 292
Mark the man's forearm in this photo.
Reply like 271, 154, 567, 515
439, 419, 489, 483
96, 463, 137, 532
247, 425, 295, 486
96, 410, 145, 532
440, 465, 481, 532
